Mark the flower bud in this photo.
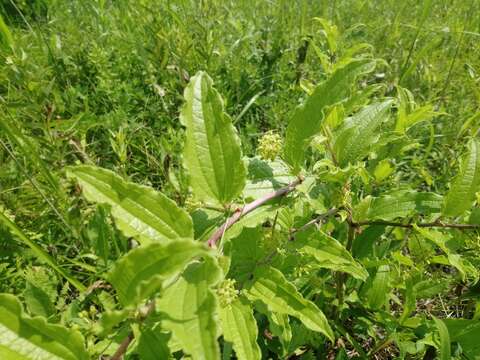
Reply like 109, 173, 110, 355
217, 279, 239, 307
258, 131, 282, 161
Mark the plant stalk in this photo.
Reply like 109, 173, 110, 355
207, 177, 303, 247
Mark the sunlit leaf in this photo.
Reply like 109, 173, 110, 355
355, 190, 443, 222
180, 71, 246, 205
362, 265, 390, 309
299, 231, 368, 280
443, 139, 480, 217
284, 59, 376, 172
219, 297, 261, 360
108, 241, 209, 306
433, 317, 451, 360
443, 319, 480, 359
245, 266, 334, 341
0, 294, 88, 360
157, 258, 222, 360
333, 100, 393, 167
67, 165, 193, 243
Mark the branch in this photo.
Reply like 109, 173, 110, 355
110, 333, 134, 360
353, 220, 480, 230
110, 301, 155, 360
290, 207, 340, 237
207, 177, 303, 247
110, 177, 303, 358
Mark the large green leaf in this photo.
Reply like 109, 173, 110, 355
333, 100, 393, 167
443, 319, 480, 359
355, 190, 443, 222
284, 59, 375, 172
137, 325, 172, 360
180, 71, 246, 205
219, 296, 261, 360
244, 157, 296, 200
108, 240, 209, 306
245, 266, 334, 341
267, 312, 292, 356
227, 227, 265, 282
299, 231, 368, 280
362, 265, 390, 309
66, 165, 193, 243
433, 317, 451, 360
0, 294, 88, 360
157, 258, 222, 360
443, 139, 480, 217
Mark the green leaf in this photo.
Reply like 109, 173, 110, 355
86, 205, 111, 267
67, 165, 193, 244
157, 258, 222, 360
0, 294, 88, 360
0, 115, 60, 192
299, 231, 368, 280
108, 240, 209, 306
94, 309, 130, 337
284, 59, 376, 172
227, 227, 265, 282
244, 157, 295, 200
219, 297, 261, 360
137, 325, 172, 360
0, 211, 85, 292
0, 14, 13, 50
267, 312, 292, 356
433, 317, 451, 360
180, 71, 246, 205
352, 225, 386, 259
443, 319, 480, 358
373, 159, 394, 183
333, 100, 393, 167
363, 265, 390, 310
245, 266, 334, 341
23, 267, 57, 318
355, 190, 443, 221
443, 139, 480, 217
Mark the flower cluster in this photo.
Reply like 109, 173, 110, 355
258, 131, 282, 161
216, 278, 239, 307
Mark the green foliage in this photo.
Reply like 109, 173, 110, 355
356, 190, 443, 221
0, 294, 88, 360
180, 71, 246, 206
297, 231, 368, 280
107, 241, 209, 306
443, 139, 480, 217
156, 258, 222, 360
66, 165, 193, 243
219, 297, 261, 360
333, 100, 393, 167
2, 1, 480, 358
245, 266, 334, 341
284, 59, 375, 171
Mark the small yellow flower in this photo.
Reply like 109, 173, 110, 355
217, 279, 239, 307
258, 131, 282, 161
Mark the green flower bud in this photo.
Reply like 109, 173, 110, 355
217, 279, 239, 307
258, 131, 282, 161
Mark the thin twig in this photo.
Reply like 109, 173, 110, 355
110, 301, 155, 360
353, 220, 480, 230
110, 333, 134, 360
290, 207, 340, 237
207, 177, 303, 247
